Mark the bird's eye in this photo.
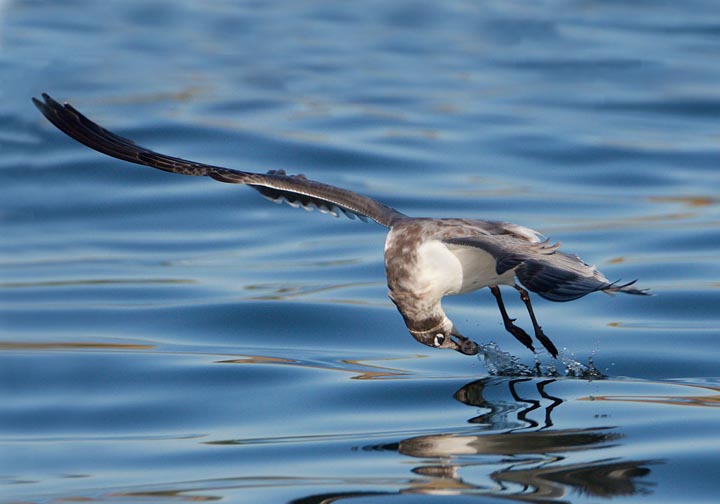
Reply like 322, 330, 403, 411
433, 334, 445, 347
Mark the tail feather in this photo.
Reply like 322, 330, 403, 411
601, 279, 651, 297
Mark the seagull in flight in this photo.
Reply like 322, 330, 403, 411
33, 93, 648, 358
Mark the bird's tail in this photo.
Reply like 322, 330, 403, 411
601, 279, 651, 297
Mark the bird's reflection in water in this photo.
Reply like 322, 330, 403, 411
295, 378, 657, 503
405, 378, 656, 501
456, 377, 565, 430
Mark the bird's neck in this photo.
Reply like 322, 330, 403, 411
388, 290, 448, 334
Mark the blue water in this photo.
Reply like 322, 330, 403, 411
2, 1, 720, 502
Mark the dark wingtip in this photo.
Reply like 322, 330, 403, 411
41, 92, 55, 103
32, 95, 46, 112
33, 93, 61, 118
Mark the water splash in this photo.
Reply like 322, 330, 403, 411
560, 352, 605, 379
479, 342, 534, 376
478, 342, 605, 379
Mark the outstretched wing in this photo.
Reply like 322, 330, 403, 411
444, 233, 648, 301
33, 93, 407, 227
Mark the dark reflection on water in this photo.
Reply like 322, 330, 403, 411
456, 378, 567, 428
351, 378, 658, 502
187, 372, 675, 503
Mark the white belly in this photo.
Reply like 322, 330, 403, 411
413, 240, 515, 297
447, 243, 516, 294
411, 240, 464, 297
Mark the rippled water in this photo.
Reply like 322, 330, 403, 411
2, 1, 720, 502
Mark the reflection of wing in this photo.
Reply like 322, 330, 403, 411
33, 93, 407, 227
397, 429, 620, 457
445, 233, 648, 301
496, 459, 654, 498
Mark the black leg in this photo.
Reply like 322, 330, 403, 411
489, 285, 534, 352
514, 284, 559, 358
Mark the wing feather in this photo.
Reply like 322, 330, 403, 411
444, 234, 648, 301
33, 93, 406, 227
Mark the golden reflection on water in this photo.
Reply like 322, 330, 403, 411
648, 196, 717, 208
0, 278, 195, 289
579, 382, 720, 408
540, 192, 719, 236
551, 211, 701, 234
0, 341, 155, 351
217, 354, 413, 380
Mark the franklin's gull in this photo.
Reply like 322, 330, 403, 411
33, 93, 649, 358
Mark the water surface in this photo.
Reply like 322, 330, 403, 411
2, 1, 719, 502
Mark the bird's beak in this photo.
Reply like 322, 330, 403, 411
450, 328, 479, 356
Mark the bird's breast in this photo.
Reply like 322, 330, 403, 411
384, 231, 463, 298
414, 240, 465, 297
